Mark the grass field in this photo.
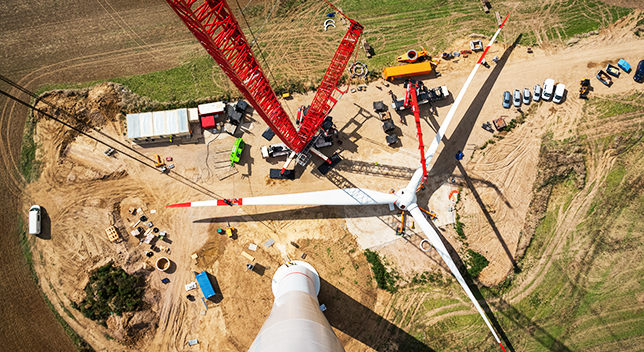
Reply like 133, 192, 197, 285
19, 111, 41, 183
381, 94, 644, 350
35, 0, 632, 103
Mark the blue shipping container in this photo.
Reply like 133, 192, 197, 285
196, 271, 216, 299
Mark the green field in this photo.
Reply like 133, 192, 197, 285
383, 95, 644, 351
36, 0, 631, 103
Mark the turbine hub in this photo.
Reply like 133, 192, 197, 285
394, 188, 417, 210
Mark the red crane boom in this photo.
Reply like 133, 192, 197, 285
165, 0, 363, 155
403, 81, 428, 184
297, 20, 363, 141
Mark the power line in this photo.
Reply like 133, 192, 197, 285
247, 0, 280, 47
0, 76, 222, 200
233, 0, 297, 120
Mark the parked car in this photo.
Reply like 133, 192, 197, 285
522, 88, 531, 104
533, 84, 542, 102
513, 90, 521, 107
29, 205, 41, 235
553, 83, 566, 104
502, 91, 511, 108
634, 60, 644, 83
543, 79, 555, 101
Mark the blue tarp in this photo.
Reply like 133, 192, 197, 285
195, 271, 215, 299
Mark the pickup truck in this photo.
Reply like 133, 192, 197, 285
260, 143, 291, 158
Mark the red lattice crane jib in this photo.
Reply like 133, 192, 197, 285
165, 0, 363, 153
166, 0, 301, 151
297, 20, 363, 142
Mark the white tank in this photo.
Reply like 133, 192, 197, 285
248, 261, 344, 352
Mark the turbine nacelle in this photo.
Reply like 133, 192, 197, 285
393, 188, 417, 211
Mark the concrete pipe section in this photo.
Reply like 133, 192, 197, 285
156, 257, 170, 271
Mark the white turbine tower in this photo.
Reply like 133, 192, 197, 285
249, 261, 344, 352
169, 15, 510, 352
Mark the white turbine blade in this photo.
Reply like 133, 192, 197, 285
167, 188, 398, 208
409, 206, 503, 346
407, 13, 510, 192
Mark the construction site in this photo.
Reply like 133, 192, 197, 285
3, 0, 644, 351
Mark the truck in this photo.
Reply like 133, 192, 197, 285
260, 143, 291, 159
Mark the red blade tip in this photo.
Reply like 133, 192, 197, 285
166, 202, 191, 208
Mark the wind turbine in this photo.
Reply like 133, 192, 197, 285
169, 15, 510, 352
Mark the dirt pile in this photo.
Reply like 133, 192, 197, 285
107, 309, 158, 346
35, 83, 121, 133
33, 83, 130, 185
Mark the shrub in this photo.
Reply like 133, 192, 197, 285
466, 249, 489, 278
364, 249, 397, 292
455, 213, 466, 239
73, 263, 145, 325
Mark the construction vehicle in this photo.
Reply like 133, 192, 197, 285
155, 154, 165, 167
216, 226, 235, 238
420, 208, 437, 220
579, 78, 590, 98
397, 211, 406, 236
397, 48, 428, 63
391, 79, 432, 183
230, 138, 245, 165
166, 0, 363, 171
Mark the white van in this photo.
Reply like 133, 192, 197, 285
552, 83, 566, 104
29, 205, 41, 235
542, 79, 555, 101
